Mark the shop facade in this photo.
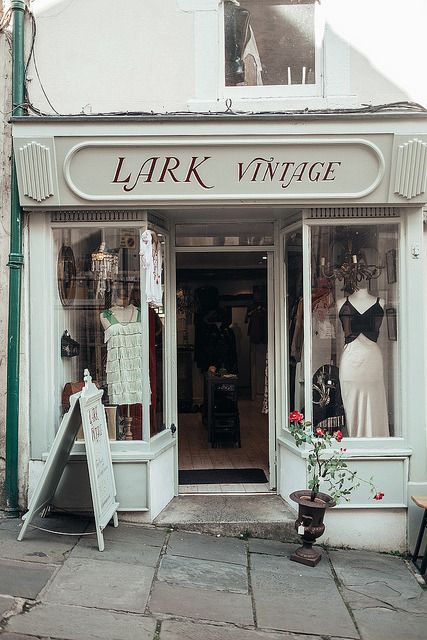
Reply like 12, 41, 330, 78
11, 114, 427, 551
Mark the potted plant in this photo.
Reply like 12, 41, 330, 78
288, 410, 384, 566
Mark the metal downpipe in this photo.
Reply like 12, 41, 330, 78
5, 0, 26, 515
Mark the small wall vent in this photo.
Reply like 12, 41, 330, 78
308, 207, 399, 219
51, 210, 147, 223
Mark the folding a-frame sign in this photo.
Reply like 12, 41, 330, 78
18, 370, 119, 551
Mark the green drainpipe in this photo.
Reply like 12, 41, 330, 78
5, 0, 26, 515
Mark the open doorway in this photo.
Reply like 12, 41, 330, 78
176, 251, 272, 493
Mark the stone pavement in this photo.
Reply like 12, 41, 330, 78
0, 514, 426, 640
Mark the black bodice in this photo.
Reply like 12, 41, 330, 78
339, 297, 384, 344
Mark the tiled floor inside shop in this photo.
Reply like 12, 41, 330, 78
178, 399, 271, 493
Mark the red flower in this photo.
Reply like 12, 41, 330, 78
289, 411, 304, 423
334, 430, 343, 442
373, 491, 385, 501
315, 427, 326, 437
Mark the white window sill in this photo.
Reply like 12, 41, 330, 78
187, 95, 359, 114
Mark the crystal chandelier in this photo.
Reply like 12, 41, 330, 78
91, 242, 119, 298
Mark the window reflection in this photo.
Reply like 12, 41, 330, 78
224, 0, 316, 87
311, 224, 400, 438
54, 227, 144, 441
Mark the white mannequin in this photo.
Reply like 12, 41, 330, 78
337, 283, 389, 438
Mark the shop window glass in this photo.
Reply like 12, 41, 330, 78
54, 227, 145, 441
310, 223, 399, 438
224, 0, 316, 87
285, 229, 304, 415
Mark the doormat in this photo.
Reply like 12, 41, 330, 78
179, 468, 268, 485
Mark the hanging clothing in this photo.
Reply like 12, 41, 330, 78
338, 298, 389, 437
102, 305, 143, 405
140, 230, 163, 308
246, 304, 267, 344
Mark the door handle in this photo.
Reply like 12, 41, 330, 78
170, 424, 177, 435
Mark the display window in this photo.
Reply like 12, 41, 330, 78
53, 226, 165, 442
310, 223, 400, 438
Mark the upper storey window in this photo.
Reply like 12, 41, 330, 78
224, 0, 319, 94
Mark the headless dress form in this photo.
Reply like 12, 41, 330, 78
339, 296, 389, 437
102, 305, 142, 405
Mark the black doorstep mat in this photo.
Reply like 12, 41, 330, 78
179, 468, 268, 485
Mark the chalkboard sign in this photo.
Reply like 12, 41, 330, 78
18, 370, 119, 551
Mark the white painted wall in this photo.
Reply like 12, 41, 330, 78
25, 0, 427, 115
0, 1, 11, 507
321, 508, 407, 553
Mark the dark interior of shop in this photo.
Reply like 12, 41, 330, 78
176, 251, 270, 492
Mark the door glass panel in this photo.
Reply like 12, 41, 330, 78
285, 229, 303, 416
150, 233, 167, 436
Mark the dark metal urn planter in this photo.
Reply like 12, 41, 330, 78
289, 490, 336, 567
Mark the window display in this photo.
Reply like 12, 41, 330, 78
54, 226, 165, 441
311, 223, 400, 438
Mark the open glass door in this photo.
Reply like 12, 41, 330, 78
141, 222, 177, 442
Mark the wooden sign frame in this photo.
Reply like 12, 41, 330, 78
18, 370, 119, 551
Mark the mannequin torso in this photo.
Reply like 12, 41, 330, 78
337, 288, 385, 314
100, 304, 139, 330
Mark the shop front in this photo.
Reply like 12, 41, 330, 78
11, 115, 427, 550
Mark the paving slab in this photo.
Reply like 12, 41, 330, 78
351, 606, 427, 640
103, 522, 167, 547
149, 581, 254, 625
70, 535, 162, 567
329, 549, 427, 613
251, 548, 333, 583
39, 557, 155, 613
0, 559, 56, 600
159, 619, 320, 640
158, 554, 248, 593
0, 595, 18, 619
250, 554, 358, 637
0, 520, 79, 565
167, 530, 247, 565
5, 602, 156, 640
249, 539, 297, 558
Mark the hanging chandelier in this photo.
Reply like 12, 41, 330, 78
91, 242, 119, 298
320, 241, 383, 293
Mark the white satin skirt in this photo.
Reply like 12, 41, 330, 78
339, 334, 389, 437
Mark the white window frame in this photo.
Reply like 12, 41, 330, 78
186, 0, 354, 112
221, 0, 324, 100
